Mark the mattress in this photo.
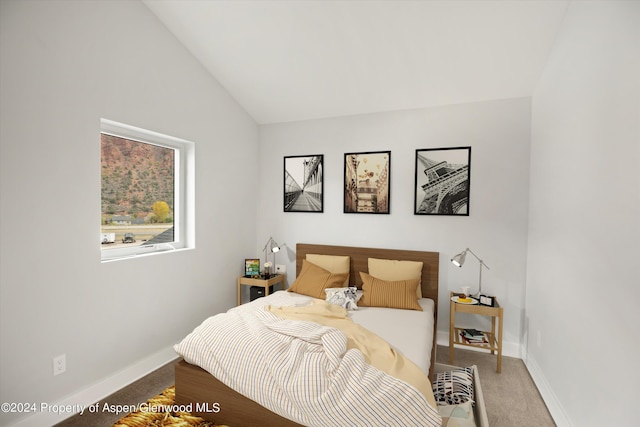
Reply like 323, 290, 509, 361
237, 290, 435, 373
349, 297, 435, 374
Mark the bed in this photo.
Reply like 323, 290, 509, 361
174, 243, 441, 426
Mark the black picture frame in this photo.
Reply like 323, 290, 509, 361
284, 155, 324, 212
244, 259, 260, 277
414, 147, 471, 216
344, 150, 391, 214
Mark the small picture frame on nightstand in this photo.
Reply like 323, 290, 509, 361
244, 259, 260, 277
479, 294, 495, 307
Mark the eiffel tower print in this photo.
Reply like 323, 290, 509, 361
415, 147, 471, 215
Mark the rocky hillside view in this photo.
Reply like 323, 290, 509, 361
101, 134, 174, 221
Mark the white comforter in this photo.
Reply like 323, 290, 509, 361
174, 291, 441, 427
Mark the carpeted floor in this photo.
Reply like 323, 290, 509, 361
437, 345, 556, 427
54, 360, 178, 427
55, 345, 555, 426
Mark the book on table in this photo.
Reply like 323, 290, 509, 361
463, 328, 484, 338
461, 328, 487, 343
460, 334, 487, 344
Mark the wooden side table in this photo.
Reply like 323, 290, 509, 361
237, 274, 286, 306
449, 291, 504, 373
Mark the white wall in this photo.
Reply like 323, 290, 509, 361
527, 2, 640, 426
0, 1, 258, 425
258, 98, 532, 355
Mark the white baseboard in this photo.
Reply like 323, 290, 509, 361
8, 346, 178, 427
525, 354, 574, 427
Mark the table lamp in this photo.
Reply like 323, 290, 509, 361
451, 248, 490, 297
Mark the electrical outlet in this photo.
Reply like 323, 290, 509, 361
53, 354, 66, 376
275, 264, 286, 274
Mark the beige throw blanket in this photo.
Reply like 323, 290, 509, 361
266, 299, 438, 410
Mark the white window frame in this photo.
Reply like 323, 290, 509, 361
100, 118, 195, 262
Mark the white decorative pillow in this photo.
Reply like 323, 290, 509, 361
324, 287, 363, 301
368, 258, 424, 298
307, 254, 350, 287
325, 287, 360, 310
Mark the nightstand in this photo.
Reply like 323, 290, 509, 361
237, 274, 285, 305
449, 291, 504, 373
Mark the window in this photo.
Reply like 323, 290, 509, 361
100, 119, 194, 261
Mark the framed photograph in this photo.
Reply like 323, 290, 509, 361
344, 151, 391, 214
244, 259, 260, 277
284, 155, 323, 212
414, 147, 471, 216
479, 294, 496, 307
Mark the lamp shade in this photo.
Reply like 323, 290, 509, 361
451, 250, 467, 267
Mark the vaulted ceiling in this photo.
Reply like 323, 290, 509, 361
144, 0, 569, 124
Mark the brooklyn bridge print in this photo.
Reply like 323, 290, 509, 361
284, 155, 323, 212
414, 147, 471, 216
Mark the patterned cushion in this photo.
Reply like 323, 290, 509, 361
432, 367, 475, 405
325, 287, 360, 310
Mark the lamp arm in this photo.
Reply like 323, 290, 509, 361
465, 248, 489, 297
466, 248, 490, 270
262, 237, 274, 252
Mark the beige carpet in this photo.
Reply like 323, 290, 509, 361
436, 345, 556, 427
54, 361, 178, 427
56, 346, 555, 427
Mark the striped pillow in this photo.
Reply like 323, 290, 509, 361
368, 258, 423, 298
288, 260, 349, 299
358, 272, 422, 311
306, 254, 350, 287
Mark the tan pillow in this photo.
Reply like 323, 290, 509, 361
306, 254, 350, 287
358, 272, 422, 311
368, 258, 424, 298
288, 260, 349, 299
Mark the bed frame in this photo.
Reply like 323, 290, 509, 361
175, 243, 440, 426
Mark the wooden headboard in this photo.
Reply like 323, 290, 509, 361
295, 243, 440, 319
